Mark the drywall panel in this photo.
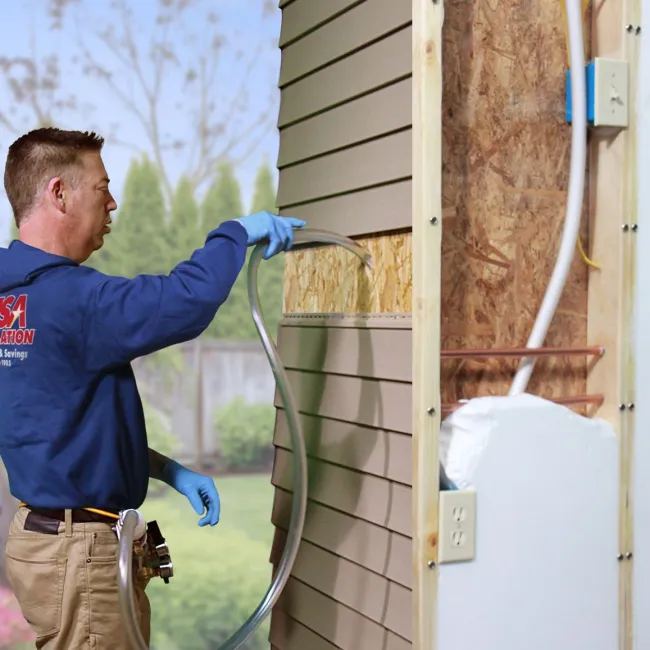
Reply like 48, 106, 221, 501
283, 232, 412, 313
276, 323, 411, 381
279, 0, 411, 87
272, 488, 411, 588
272, 447, 411, 536
440, 1, 590, 403
278, 26, 411, 127
278, 79, 412, 167
277, 130, 410, 207
273, 369, 411, 434
279, 181, 411, 239
275, 578, 410, 650
437, 395, 618, 650
274, 410, 412, 484
633, 11, 649, 647
270, 531, 410, 637
279, 0, 362, 48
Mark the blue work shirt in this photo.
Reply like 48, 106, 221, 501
0, 220, 248, 510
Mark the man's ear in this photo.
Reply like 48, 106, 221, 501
47, 177, 66, 213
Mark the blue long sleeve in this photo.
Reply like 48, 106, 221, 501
82, 220, 248, 371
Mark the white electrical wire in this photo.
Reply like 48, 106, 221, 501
509, 0, 588, 395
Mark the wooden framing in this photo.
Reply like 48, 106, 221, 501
411, 0, 443, 648
587, 0, 640, 648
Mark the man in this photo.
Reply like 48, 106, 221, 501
0, 127, 305, 649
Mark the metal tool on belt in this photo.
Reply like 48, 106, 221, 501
115, 509, 174, 584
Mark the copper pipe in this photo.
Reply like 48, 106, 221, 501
441, 393, 604, 414
441, 345, 605, 360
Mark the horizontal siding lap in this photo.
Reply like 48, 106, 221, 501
278, 78, 412, 168
277, 130, 411, 208
273, 409, 412, 485
272, 488, 412, 587
279, 0, 412, 87
270, 530, 411, 637
270, 610, 340, 650
272, 447, 411, 536
278, 26, 412, 127
279, 0, 363, 48
273, 369, 412, 434
276, 577, 411, 650
277, 181, 412, 238
276, 324, 412, 382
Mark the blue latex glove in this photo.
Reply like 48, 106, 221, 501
161, 460, 221, 527
234, 211, 306, 259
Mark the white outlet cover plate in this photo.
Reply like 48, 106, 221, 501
593, 57, 629, 128
439, 489, 477, 564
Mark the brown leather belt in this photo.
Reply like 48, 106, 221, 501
24, 506, 119, 526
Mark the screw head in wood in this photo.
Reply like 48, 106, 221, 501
617, 554, 624, 561
622, 224, 630, 232
636, 26, 642, 34
628, 403, 635, 411
626, 552, 633, 559
627, 24, 634, 32
427, 407, 436, 415
430, 217, 438, 225
428, 560, 436, 568
619, 404, 627, 411
632, 224, 638, 232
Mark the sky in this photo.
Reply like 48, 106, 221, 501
0, 0, 282, 245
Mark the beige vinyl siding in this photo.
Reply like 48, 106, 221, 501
279, 1, 364, 48
276, 0, 412, 236
274, 411, 412, 484
272, 488, 411, 589
274, 578, 411, 650
277, 78, 412, 167
269, 318, 412, 649
273, 370, 411, 434
278, 0, 411, 87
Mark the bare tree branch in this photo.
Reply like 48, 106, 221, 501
0, 111, 19, 135
20, 0, 280, 202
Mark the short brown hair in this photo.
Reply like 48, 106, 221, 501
4, 128, 104, 227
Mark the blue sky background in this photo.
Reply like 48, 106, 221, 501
0, 0, 282, 245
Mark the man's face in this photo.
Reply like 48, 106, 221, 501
62, 151, 117, 263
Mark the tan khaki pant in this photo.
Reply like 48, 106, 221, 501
5, 506, 151, 649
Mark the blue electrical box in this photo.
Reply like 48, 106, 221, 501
565, 61, 595, 125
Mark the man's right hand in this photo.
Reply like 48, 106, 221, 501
234, 211, 306, 259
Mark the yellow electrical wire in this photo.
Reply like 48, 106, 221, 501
560, 0, 601, 270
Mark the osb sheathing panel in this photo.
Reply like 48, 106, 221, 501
283, 232, 412, 314
439, 1, 590, 403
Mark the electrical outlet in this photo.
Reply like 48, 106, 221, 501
438, 490, 477, 564
593, 57, 629, 128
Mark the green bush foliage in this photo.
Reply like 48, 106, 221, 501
214, 397, 276, 470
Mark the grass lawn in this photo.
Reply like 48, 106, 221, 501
139, 473, 276, 650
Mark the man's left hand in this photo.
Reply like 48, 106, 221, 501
161, 460, 221, 526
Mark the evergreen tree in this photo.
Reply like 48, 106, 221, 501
250, 160, 283, 338
168, 175, 202, 264
200, 163, 254, 339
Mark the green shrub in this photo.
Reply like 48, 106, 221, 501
144, 398, 180, 459
213, 398, 276, 470
147, 525, 271, 650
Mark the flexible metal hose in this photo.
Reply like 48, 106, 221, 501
117, 227, 372, 649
